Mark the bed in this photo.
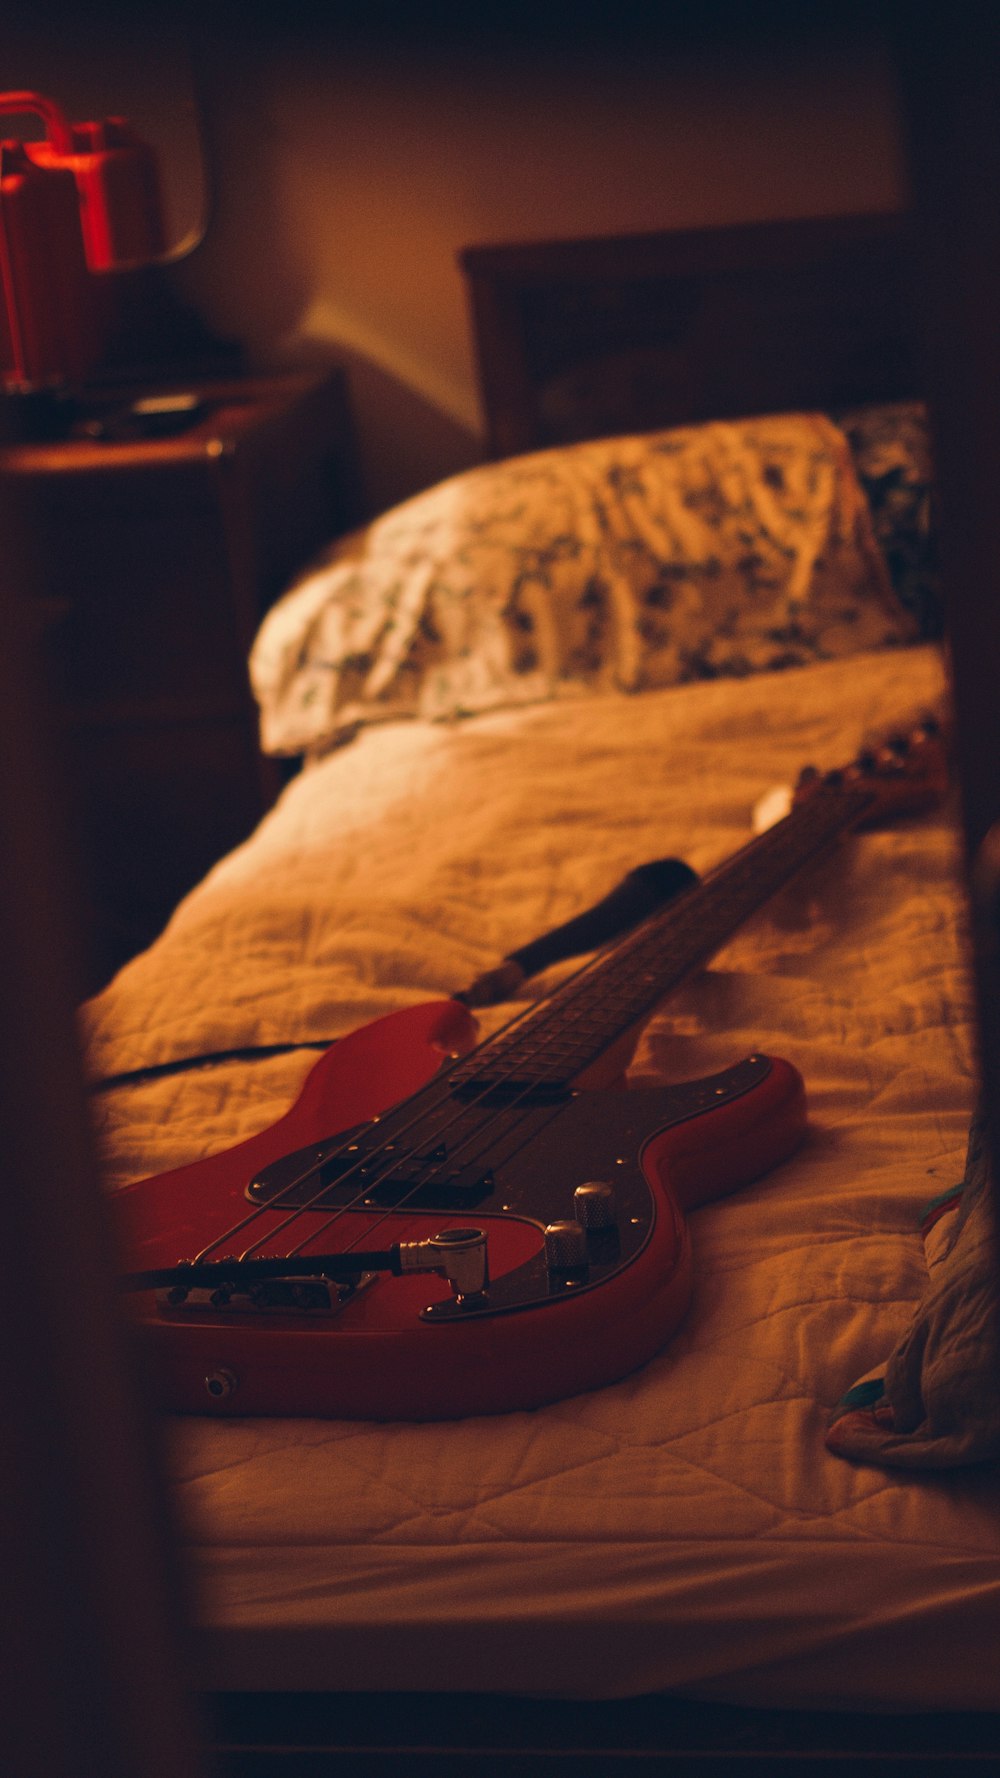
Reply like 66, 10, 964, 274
81, 216, 1000, 1770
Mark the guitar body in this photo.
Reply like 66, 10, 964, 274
115, 1000, 806, 1420
113, 723, 946, 1419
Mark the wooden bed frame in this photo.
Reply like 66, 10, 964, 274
460, 211, 920, 459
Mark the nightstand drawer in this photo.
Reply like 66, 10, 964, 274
65, 716, 269, 972
4, 368, 359, 989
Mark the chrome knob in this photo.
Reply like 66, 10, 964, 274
574, 1180, 616, 1230
544, 1220, 588, 1273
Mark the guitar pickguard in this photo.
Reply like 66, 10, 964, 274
421, 1055, 776, 1319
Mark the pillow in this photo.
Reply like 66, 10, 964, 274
834, 400, 942, 640
249, 413, 916, 757
826, 1105, 1000, 1469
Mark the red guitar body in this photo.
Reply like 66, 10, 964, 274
113, 723, 949, 1419
115, 1000, 806, 1420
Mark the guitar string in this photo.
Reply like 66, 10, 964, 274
239, 791, 873, 1281
241, 897, 710, 1267
185, 781, 875, 1280
189, 820, 758, 1262
189, 833, 735, 1268
189, 885, 671, 1264
280, 851, 787, 1259
190, 966, 594, 1265
281, 896, 711, 1261
212, 883, 703, 1263
189, 782, 874, 1275
308, 782, 878, 1261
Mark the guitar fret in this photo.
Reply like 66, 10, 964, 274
454, 783, 872, 1090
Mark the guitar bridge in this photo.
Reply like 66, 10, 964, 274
157, 1270, 379, 1318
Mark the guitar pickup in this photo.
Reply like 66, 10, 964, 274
354, 1167, 496, 1210
450, 1076, 570, 1105
247, 1140, 496, 1211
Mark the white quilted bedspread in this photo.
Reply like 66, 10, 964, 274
84, 646, 1000, 1710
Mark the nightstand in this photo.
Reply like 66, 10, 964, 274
3, 368, 360, 992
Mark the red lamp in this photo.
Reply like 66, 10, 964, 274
0, 90, 166, 393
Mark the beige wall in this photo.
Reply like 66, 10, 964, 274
174, 22, 906, 516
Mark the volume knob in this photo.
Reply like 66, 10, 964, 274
574, 1180, 616, 1230
543, 1220, 588, 1273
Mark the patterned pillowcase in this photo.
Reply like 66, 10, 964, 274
249, 413, 917, 757
835, 400, 942, 640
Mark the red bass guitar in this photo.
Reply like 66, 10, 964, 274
115, 724, 946, 1420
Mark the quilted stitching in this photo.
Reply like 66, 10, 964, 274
84, 644, 1000, 1707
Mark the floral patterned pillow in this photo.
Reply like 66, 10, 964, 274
834, 400, 942, 640
249, 413, 916, 757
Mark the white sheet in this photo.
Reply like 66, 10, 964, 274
84, 645, 1000, 1711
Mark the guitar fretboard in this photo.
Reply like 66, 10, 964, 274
452, 781, 874, 1090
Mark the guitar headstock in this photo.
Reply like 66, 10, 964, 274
792, 713, 951, 829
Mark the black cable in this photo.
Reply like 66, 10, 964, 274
88, 1038, 335, 1095
88, 856, 698, 1094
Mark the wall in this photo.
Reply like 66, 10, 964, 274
174, 14, 906, 516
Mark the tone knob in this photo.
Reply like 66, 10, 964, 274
543, 1220, 588, 1273
574, 1180, 617, 1230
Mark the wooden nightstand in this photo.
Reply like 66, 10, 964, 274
3, 368, 360, 992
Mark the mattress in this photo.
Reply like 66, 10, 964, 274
84, 643, 1000, 1711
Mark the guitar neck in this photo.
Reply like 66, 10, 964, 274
454, 779, 875, 1090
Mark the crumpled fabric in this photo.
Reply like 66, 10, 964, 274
827, 1105, 1000, 1468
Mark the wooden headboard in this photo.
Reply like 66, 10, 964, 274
460, 212, 919, 459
